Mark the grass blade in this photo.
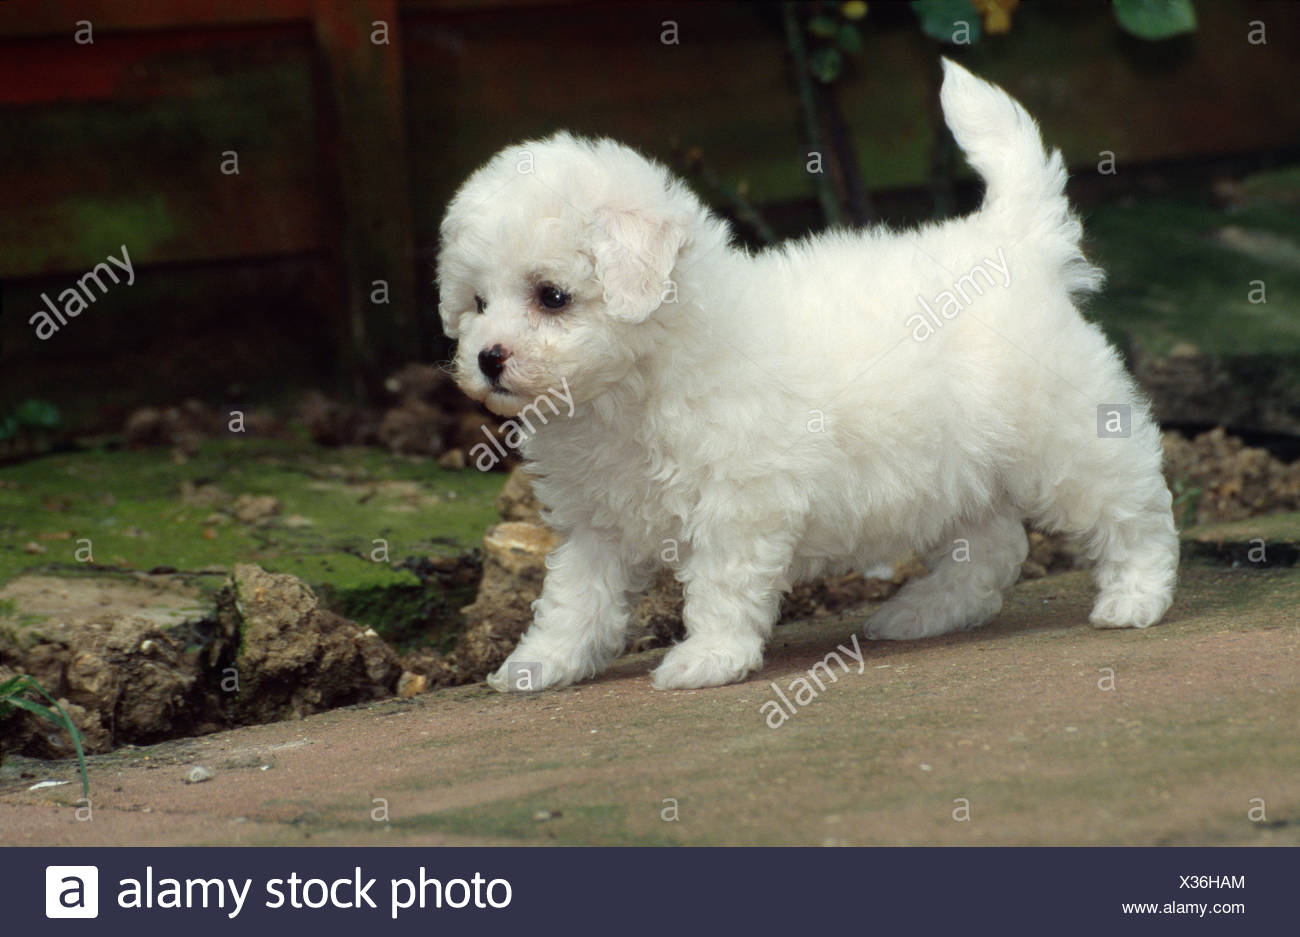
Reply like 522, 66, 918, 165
0, 675, 90, 800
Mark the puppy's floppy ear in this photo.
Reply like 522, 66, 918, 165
436, 215, 470, 339
437, 294, 462, 340
588, 208, 687, 323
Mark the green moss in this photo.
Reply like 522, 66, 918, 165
1086, 192, 1300, 357
1185, 511, 1300, 545
25, 194, 179, 276
0, 439, 503, 641
322, 577, 478, 653
0, 597, 48, 631
0, 58, 319, 278
1238, 166, 1300, 204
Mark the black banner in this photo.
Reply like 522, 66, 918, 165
3, 846, 1285, 934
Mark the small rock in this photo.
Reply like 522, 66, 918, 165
481, 522, 559, 577
532, 809, 561, 822
496, 467, 543, 523
23, 541, 46, 554
185, 766, 215, 784
437, 448, 467, 470
179, 481, 229, 508
397, 671, 428, 699
231, 494, 281, 524
213, 564, 402, 724
377, 399, 446, 455
28, 780, 71, 791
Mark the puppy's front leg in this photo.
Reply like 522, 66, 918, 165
651, 535, 789, 690
486, 529, 632, 692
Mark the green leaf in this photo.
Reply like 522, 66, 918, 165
14, 398, 61, 429
1113, 0, 1197, 40
841, 1, 869, 21
808, 15, 838, 38
912, 0, 981, 45
808, 46, 843, 83
0, 674, 28, 697
4, 694, 62, 725
837, 24, 863, 54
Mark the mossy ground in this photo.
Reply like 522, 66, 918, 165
0, 439, 502, 644
1085, 167, 1300, 360
1185, 510, 1300, 545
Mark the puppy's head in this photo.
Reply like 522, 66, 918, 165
436, 133, 712, 416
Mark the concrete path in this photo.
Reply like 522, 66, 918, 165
2, 564, 1296, 846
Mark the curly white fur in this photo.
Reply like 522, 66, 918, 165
436, 59, 1179, 692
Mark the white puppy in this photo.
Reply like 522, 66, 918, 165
437, 59, 1178, 692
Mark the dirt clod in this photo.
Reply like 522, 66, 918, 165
496, 467, 543, 523
421, 521, 559, 686
1163, 426, 1300, 524
0, 615, 205, 756
231, 494, 281, 525
397, 671, 428, 698
210, 565, 402, 724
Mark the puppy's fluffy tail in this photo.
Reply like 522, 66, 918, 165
940, 58, 1103, 296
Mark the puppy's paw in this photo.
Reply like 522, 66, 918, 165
863, 601, 927, 641
651, 636, 763, 690
1089, 588, 1171, 630
486, 650, 584, 693
864, 588, 1002, 641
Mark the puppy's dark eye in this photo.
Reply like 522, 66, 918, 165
537, 285, 569, 311
474, 295, 486, 314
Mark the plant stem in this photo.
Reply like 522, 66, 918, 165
782, 1, 843, 228
676, 145, 777, 244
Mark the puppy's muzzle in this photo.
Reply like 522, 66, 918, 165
478, 344, 510, 384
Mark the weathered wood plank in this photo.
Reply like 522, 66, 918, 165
402, 0, 1300, 249
311, 0, 420, 392
0, 30, 323, 278
0, 0, 311, 38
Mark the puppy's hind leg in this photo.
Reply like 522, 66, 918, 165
1088, 498, 1178, 630
865, 510, 1028, 641
1029, 402, 1178, 630
1071, 462, 1177, 630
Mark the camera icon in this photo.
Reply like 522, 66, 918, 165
46, 866, 99, 918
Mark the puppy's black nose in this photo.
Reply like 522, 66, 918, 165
478, 344, 510, 382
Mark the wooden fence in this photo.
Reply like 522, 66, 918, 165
1, 0, 1297, 424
